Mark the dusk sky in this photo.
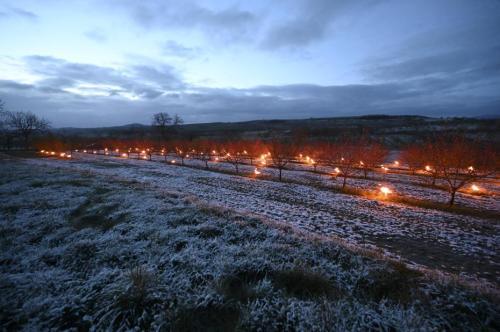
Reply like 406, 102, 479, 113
1, 0, 499, 127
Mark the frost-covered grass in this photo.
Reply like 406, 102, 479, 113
1, 154, 499, 331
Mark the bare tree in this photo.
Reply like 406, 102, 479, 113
267, 139, 298, 181
152, 112, 172, 140
326, 139, 362, 189
5, 111, 49, 149
173, 114, 184, 126
401, 145, 424, 175
432, 134, 497, 205
359, 141, 388, 179
193, 140, 213, 169
225, 141, 246, 174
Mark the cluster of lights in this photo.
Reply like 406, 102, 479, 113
40, 150, 71, 158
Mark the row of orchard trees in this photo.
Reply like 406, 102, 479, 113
402, 134, 498, 205
82, 133, 497, 206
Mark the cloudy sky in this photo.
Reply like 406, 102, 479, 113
0, 0, 499, 127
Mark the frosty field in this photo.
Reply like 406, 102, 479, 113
1, 152, 499, 331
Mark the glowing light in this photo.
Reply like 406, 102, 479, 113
468, 166, 474, 171
394, 161, 399, 166
171, 160, 176, 164
40, 150, 45, 153
186, 154, 190, 158
60, 152, 66, 157
425, 165, 432, 171
93, 151, 97, 154
142, 156, 148, 159
50, 151, 55, 155
121, 153, 128, 158
471, 184, 480, 192
380, 186, 392, 196
360, 161, 364, 166
334, 167, 340, 174
214, 157, 219, 161
66, 155, 72, 158
83, 150, 87, 153
141, 150, 146, 154
381, 166, 389, 172
115, 149, 119, 153
254, 168, 261, 175
243, 150, 248, 154
104, 148, 108, 152
212, 150, 217, 154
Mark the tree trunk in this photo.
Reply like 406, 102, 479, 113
342, 176, 347, 189
279, 168, 282, 181
314, 164, 317, 172
449, 190, 456, 206
363, 169, 367, 179
205, 160, 208, 169
235, 164, 239, 174
181, 157, 184, 165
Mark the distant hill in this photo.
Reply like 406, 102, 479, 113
53, 115, 499, 147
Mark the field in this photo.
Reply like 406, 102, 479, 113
1, 152, 499, 330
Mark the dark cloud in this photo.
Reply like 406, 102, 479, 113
260, 0, 380, 50
115, 0, 258, 43
22, 55, 184, 99
0, 6, 38, 20
2, 72, 499, 127
161, 41, 201, 59
84, 28, 108, 43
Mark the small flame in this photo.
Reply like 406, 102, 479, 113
471, 184, 480, 192
254, 168, 261, 175
468, 166, 474, 171
60, 152, 66, 157
334, 167, 340, 174
380, 186, 392, 196
171, 160, 176, 164
394, 161, 399, 166
121, 153, 128, 158
425, 165, 432, 171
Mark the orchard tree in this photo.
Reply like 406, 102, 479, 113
243, 140, 265, 165
322, 139, 362, 189
267, 139, 298, 181
401, 145, 425, 175
433, 134, 497, 205
194, 140, 213, 169
358, 141, 388, 178
225, 141, 246, 174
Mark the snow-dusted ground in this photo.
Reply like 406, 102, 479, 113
1, 153, 499, 330
62, 153, 500, 282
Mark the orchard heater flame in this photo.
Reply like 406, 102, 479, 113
380, 186, 392, 197
254, 168, 261, 175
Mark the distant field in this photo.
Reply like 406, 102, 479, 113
1, 152, 499, 330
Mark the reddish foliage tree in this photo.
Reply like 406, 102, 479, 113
359, 141, 388, 178
267, 139, 298, 181
431, 134, 497, 205
225, 141, 246, 173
